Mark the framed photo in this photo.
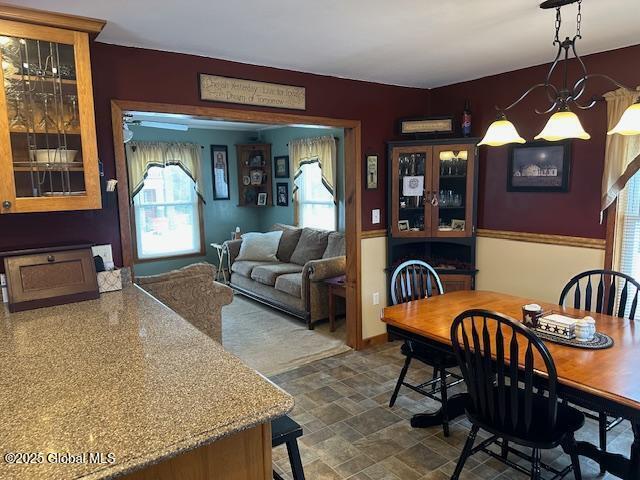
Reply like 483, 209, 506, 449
211, 145, 230, 200
276, 182, 289, 206
398, 220, 410, 231
451, 219, 466, 231
274, 155, 290, 178
257, 192, 268, 206
508, 140, 571, 192
366, 155, 378, 190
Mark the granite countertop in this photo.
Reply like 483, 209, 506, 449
0, 286, 293, 480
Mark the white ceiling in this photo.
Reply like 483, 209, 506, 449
8, 0, 640, 88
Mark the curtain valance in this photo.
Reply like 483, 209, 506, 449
601, 86, 640, 213
125, 141, 203, 201
289, 136, 337, 204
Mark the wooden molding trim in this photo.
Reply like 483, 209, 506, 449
0, 4, 106, 33
111, 100, 364, 350
361, 229, 387, 239
361, 332, 389, 349
477, 228, 606, 250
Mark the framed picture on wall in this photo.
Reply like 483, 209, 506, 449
257, 192, 268, 206
276, 182, 289, 206
211, 145, 230, 200
507, 140, 571, 192
365, 154, 378, 190
274, 155, 290, 178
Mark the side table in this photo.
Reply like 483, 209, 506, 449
324, 275, 346, 332
210, 243, 229, 284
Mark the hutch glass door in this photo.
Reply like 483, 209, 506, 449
432, 144, 475, 237
392, 147, 431, 237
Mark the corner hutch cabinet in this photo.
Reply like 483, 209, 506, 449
0, 6, 104, 214
387, 138, 480, 293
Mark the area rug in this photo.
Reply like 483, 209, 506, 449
222, 294, 351, 376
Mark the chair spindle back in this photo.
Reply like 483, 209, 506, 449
450, 309, 559, 435
390, 260, 444, 305
559, 269, 640, 319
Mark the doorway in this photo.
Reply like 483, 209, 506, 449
110, 100, 363, 353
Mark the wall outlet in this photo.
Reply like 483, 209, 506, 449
372, 292, 380, 305
371, 209, 380, 224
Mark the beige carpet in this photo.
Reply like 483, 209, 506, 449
222, 294, 351, 376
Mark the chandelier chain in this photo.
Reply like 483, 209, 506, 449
576, 0, 582, 38
554, 7, 561, 44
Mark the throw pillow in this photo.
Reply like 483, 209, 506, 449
322, 232, 345, 258
235, 231, 283, 262
289, 228, 330, 265
270, 224, 303, 262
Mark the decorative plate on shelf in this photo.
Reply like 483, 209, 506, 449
244, 187, 257, 205
242, 175, 251, 186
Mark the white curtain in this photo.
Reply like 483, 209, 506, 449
289, 136, 337, 204
126, 141, 203, 201
601, 86, 640, 214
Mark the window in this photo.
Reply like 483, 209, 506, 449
297, 161, 336, 231
133, 165, 202, 260
617, 170, 640, 283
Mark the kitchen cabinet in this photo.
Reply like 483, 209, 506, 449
0, 6, 103, 213
387, 138, 480, 294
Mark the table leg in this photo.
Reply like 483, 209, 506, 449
328, 287, 336, 333
410, 393, 467, 429
574, 420, 640, 479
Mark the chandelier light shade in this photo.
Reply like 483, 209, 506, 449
478, 0, 640, 147
607, 100, 640, 136
534, 108, 590, 141
478, 115, 526, 147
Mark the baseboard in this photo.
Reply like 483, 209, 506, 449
361, 332, 389, 349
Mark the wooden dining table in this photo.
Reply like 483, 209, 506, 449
383, 290, 640, 480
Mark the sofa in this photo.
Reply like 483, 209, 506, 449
135, 263, 233, 343
225, 224, 346, 329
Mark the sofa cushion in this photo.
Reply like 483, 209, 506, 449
236, 231, 282, 262
323, 232, 345, 258
270, 224, 303, 263
289, 228, 330, 266
251, 263, 304, 286
231, 260, 273, 278
275, 272, 303, 298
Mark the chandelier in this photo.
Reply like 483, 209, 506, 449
479, 0, 640, 147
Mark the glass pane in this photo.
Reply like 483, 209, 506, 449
398, 152, 426, 232
134, 204, 199, 259
1, 35, 85, 198
436, 149, 468, 232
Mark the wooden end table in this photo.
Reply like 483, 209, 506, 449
324, 275, 346, 332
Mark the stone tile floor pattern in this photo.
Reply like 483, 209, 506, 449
269, 341, 634, 480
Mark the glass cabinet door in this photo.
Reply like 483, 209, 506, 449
0, 21, 100, 213
431, 144, 475, 237
391, 147, 431, 237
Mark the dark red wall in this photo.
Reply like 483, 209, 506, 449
0, 44, 429, 266
430, 44, 640, 240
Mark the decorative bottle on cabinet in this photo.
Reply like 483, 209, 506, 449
462, 100, 472, 137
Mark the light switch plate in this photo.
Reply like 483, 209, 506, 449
372, 292, 380, 305
372, 209, 380, 224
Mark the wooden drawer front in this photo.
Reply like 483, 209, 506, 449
5, 248, 99, 312
440, 274, 473, 294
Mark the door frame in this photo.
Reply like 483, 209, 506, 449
111, 99, 364, 349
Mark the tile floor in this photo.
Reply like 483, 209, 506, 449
269, 341, 634, 480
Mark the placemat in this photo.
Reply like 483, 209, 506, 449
533, 329, 614, 349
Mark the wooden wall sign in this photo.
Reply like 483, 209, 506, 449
199, 74, 306, 110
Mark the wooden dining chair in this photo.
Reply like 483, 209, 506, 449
559, 269, 640, 471
450, 309, 584, 480
388, 260, 462, 436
